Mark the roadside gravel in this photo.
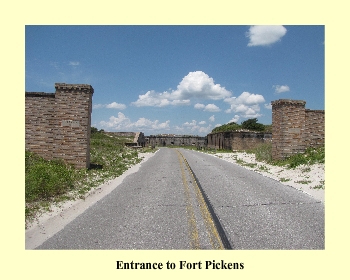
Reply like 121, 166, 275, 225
208, 151, 325, 203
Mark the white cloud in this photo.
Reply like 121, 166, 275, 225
132, 71, 231, 107
194, 103, 206, 109
194, 103, 221, 112
209, 115, 215, 122
93, 102, 127, 110
246, 25, 287, 47
99, 112, 170, 132
204, 104, 221, 112
184, 120, 197, 127
224, 91, 265, 118
273, 85, 290, 93
177, 119, 213, 135
106, 102, 127, 110
229, 115, 240, 123
99, 112, 131, 130
264, 103, 272, 109
92, 104, 104, 109
69, 61, 80, 66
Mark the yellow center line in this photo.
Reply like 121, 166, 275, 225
176, 149, 224, 250
177, 150, 200, 249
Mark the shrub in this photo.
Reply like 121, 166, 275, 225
25, 152, 75, 202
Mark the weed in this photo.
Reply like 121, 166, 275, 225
280, 178, 291, 182
294, 180, 312, 185
312, 180, 325, 190
258, 165, 270, 172
301, 167, 311, 173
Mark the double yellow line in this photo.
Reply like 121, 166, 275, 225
176, 150, 224, 250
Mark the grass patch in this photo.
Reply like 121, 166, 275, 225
276, 146, 325, 169
250, 143, 324, 169
25, 131, 143, 227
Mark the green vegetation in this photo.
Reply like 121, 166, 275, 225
211, 118, 271, 133
211, 122, 241, 133
241, 118, 265, 131
244, 143, 324, 169
249, 143, 272, 162
280, 178, 291, 182
294, 180, 312, 185
275, 146, 325, 169
312, 180, 325, 190
202, 142, 324, 169
25, 128, 147, 227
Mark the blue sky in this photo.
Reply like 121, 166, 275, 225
25, 25, 324, 136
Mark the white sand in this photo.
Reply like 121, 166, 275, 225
210, 151, 325, 203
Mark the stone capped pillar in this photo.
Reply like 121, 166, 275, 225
271, 99, 306, 160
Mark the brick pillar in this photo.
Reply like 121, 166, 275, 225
54, 83, 94, 168
271, 99, 306, 160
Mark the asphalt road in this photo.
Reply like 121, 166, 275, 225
36, 148, 324, 250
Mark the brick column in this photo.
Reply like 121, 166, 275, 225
271, 99, 306, 160
54, 83, 94, 168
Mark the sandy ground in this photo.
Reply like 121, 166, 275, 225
209, 151, 325, 203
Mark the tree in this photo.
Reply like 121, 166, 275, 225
91, 127, 98, 134
241, 118, 265, 131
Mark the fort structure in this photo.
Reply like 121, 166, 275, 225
271, 99, 324, 160
207, 131, 272, 151
104, 132, 146, 147
147, 135, 207, 149
25, 83, 94, 168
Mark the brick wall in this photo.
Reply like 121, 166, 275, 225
207, 131, 272, 150
305, 109, 325, 148
271, 99, 324, 160
147, 135, 207, 148
25, 83, 94, 168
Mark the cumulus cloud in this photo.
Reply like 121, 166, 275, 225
224, 91, 265, 118
204, 104, 221, 112
106, 102, 127, 110
264, 103, 272, 109
92, 104, 104, 109
99, 112, 131, 130
132, 71, 231, 107
195, 103, 221, 112
246, 25, 287, 47
93, 102, 127, 110
194, 103, 206, 109
273, 85, 290, 94
209, 115, 215, 122
177, 119, 213, 135
229, 115, 240, 123
99, 112, 170, 132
